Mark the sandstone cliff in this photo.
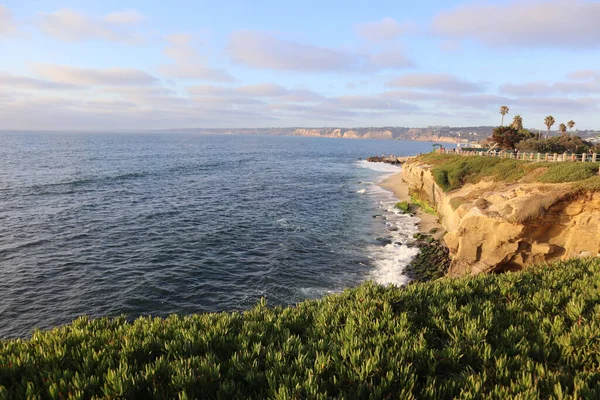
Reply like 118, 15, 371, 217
402, 162, 600, 276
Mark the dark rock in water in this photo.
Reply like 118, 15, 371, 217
373, 214, 383, 219
367, 155, 415, 165
404, 234, 450, 284
375, 237, 393, 245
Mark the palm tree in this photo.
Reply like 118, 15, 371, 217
559, 123, 567, 135
567, 120, 576, 131
499, 106, 510, 126
544, 115, 555, 139
511, 115, 523, 130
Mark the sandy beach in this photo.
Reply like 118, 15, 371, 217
379, 172, 444, 238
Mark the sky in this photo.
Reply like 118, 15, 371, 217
1, 0, 600, 130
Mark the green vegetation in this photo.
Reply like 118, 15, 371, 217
416, 153, 600, 192
2, 258, 600, 398
572, 176, 600, 193
394, 201, 410, 213
537, 163, 599, 183
545, 115, 556, 139
517, 134, 597, 154
491, 126, 535, 150
418, 154, 527, 191
410, 195, 437, 215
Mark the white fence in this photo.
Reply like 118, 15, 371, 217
436, 148, 599, 163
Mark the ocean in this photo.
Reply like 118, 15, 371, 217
0, 132, 434, 338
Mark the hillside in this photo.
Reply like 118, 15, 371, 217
1, 258, 599, 398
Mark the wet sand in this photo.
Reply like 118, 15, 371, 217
379, 172, 444, 238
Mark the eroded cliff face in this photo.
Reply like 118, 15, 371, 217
402, 162, 600, 276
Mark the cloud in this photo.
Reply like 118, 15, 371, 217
37, 8, 145, 43
280, 89, 325, 103
0, 5, 16, 36
34, 64, 160, 86
0, 73, 85, 90
386, 73, 484, 92
103, 9, 145, 24
160, 33, 235, 82
567, 69, 600, 81
514, 96, 597, 113
228, 31, 362, 72
187, 83, 324, 103
369, 50, 415, 69
237, 83, 289, 96
330, 95, 420, 112
228, 30, 414, 72
355, 17, 410, 42
439, 40, 462, 53
101, 86, 189, 108
433, 0, 600, 49
500, 80, 600, 96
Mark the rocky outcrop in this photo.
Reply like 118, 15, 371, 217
402, 162, 600, 276
367, 155, 415, 164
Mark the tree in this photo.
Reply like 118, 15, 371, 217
511, 115, 523, 130
499, 106, 510, 126
491, 126, 529, 150
544, 115, 555, 139
559, 123, 567, 135
567, 120, 576, 131
517, 134, 594, 154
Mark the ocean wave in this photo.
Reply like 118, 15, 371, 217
355, 159, 402, 174
361, 178, 421, 286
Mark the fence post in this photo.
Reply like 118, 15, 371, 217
593, 153, 597, 162
582, 153, 586, 162
562, 152, 567, 162
571, 153, 576, 162
536, 153, 540, 162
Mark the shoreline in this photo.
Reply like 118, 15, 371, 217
378, 171, 444, 239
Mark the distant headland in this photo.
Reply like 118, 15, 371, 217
158, 126, 600, 143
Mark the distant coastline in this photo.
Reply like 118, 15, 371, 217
158, 126, 600, 144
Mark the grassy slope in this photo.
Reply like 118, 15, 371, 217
1, 258, 600, 399
416, 153, 600, 192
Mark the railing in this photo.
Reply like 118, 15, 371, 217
435, 148, 599, 163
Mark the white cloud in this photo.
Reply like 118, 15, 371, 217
227, 30, 414, 72
500, 80, 600, 96
0, 73, 85, 90
103, 9, 145, 24
237, 83, 289, 97
34, 64, 160, 86
387, 73, 484, 92
354, 17, 411, 42
160, 33, 235, 82
228, 31, 360, 72
369, 50, 415, 69
567, 69, 600, 81
0, 5, 16, 36
37, 8, 145, 43
433, 0, 600, 49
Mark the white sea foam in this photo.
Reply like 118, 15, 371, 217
356, 159, 402, 175
357, 167, 421, 286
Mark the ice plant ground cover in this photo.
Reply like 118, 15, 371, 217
417, 153, 600, 192
1, 258, 600, 399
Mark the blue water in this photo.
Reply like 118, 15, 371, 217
0, 133, 433, 338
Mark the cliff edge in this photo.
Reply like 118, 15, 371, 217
402, 158, 600, 276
